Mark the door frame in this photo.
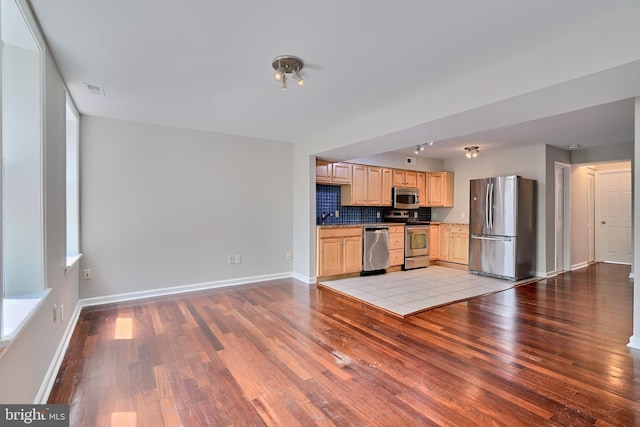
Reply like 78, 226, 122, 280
555, 162, 571, 274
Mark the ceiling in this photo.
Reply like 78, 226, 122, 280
27, 0, 640, 160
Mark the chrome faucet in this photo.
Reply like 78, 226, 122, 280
321, 212, 333, 224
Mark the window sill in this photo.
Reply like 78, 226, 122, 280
0, 289, 51, 348
65, 254, 83, 276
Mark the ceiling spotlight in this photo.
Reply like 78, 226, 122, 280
427, 140, 434, 146
272, 55, 304, 89
274, 66, 285, 81
464, 146, 479, 159
293, 69, 304, 86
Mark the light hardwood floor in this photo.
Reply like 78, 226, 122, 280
49, 263, 640, 426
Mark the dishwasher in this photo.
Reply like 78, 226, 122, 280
362, 226, 390, 275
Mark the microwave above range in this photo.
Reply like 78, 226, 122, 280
392, 187, 419, 210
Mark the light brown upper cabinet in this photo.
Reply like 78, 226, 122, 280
417, 171, 427, 207
341, 165, 386, 206
428, 171, 454, 207
381, 168, 393, 206
393, 169, 418, 188
316, 160, 352, 185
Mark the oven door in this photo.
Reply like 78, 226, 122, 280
405, 226, 429, 257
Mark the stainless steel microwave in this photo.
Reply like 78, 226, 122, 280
393, 187, 419, 209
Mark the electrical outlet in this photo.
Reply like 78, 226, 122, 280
228, 255, 235, 264
286, 252, 292, 260
376, 212, 380, 218
60, 304, 64, 322
83, 269, 92, 280
335, 210, 339, 218
460, 212, 465, 219
234, 254, 241, 264
53, 304, 57, 323
414, 211, 418, 218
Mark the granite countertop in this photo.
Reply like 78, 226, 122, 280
317, 222, 402, 228
317, 222, 469, 228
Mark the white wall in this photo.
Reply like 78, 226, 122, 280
0, 9, 80, 402
440, 144, 548, 275
79, 117, 294, 299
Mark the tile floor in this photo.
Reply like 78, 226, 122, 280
317, 265, 537, 317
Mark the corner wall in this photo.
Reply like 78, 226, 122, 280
79, 117, 294, 299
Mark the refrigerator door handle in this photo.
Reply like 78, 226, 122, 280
471, 235, 512, 242
485, 182, 490, 229
489, 182, 494, 230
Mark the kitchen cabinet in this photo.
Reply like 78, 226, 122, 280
417, 171, 427, 207
428, 171, 454, 207
388, 224, 405, 267
393, 169, 418, 188
341, 165, 384, 206
438, 224, 450, 261
432, 223, 469, 265
449, 224, 469, 265
316, 160, 352, 185
429, 224, 439, 261
317, 227, 362, 277
382, 168, 393, 206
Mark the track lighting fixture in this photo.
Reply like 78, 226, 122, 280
464, 146, 479, 158
414, 141, 434, 155
272, 55, 304, 89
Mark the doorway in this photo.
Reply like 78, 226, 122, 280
595, 169, 632, 264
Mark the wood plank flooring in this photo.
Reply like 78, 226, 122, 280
48, 263, 640, 426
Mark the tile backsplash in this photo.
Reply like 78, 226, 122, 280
316, 184, 431, 224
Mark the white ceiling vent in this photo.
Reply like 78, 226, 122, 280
83, 83, 105, 96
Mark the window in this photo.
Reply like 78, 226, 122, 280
65, 94, 80, 270
1, 0, 46, 342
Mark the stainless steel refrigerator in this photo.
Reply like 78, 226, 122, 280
469, 175, 536, 280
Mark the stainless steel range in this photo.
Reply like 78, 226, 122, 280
384, 210, 430, 270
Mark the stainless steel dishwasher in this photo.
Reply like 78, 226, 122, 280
362, 226, 390, 275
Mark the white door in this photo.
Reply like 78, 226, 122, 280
596, 170, 632, 264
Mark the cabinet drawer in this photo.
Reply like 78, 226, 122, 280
450, 225, 469, 234
388, 225, 405, 235
389, 249, 405, 266
318, 227, 362, 239
389, 235, 404, 250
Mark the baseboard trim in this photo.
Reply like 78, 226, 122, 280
571, 262, 589, 271
627, 335, 640, 350
292, 272, 316, 284
79, 272, 294, 308
34, 301, 83, 404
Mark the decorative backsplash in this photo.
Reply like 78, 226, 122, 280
316, 184, 431, 224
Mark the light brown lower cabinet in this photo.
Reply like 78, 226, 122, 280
317, 227, 363, 277
388, 224, 405, 267
449, 225, 469, 265
431, 223, 469, 265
